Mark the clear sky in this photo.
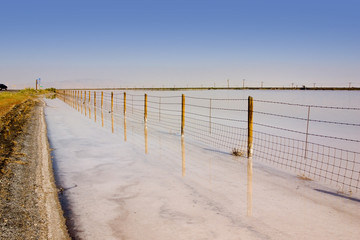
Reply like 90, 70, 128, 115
1, 0, 359, 89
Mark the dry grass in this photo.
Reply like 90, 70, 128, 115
0, 88, 54, 117
297, 174, 313, 181
231, 148, 244, 157
0, 92, 30, 117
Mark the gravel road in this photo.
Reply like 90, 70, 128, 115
0, 99, 69, 239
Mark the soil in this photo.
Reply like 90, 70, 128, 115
0, 99, 69, 239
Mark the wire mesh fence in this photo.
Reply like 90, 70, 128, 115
57, 89, 360, 194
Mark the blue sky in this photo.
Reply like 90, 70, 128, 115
1, 0, 359, 88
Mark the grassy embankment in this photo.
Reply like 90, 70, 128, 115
0, 88, 55, 173
0, 88, 56, 116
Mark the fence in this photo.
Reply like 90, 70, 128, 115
57, 90, 360, 194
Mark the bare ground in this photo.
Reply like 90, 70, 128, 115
0, 99, 69, 239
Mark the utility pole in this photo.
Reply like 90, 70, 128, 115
243, 79, 245, 88
227, 79, 230, 88
292, 83, 294, 88
349, 82, 352, 88
35, 79, 38, 90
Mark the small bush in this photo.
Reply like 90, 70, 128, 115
19, 88, 38, 95
45, 88, 56, 93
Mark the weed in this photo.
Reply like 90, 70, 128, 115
232, 148, 244, 157
297, 174, 312, 181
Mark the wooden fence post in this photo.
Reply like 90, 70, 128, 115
247, 96, 253, 217
124, 92, 127, 141
144, 94, 147, 123
101, 91, 104, 127
111, 92, 114, 133
124, 92, 126, 115
84, 91, 87, 116
78, 91, 80, 111
80, 91, 83, 114
88, 91, 91, 119
181, 94, 185, 136
248, 96, 253, 157
144, 93, 148, 153
94, 91, 97, 122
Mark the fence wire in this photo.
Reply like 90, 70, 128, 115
58, 90, 360, 193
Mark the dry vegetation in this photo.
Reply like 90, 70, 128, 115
0, 92, 30, 117
0, 88, 56, 117
231, 148, 244, 157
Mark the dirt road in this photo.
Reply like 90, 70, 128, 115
0, 99, 69, 239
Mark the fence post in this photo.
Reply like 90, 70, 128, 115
124, 92, 127, 141
247, 96, 253, 217
124, 92, 127, 115
247, 96, 253, 157
144, 94, 148, 123
144, 93, 148, 153
181, 94, 185, 136
181, 95, 186, 176
74, 91, 76, 108
78, 91, 80, 111
84, 91, 87, 116
111, 92, 114, 133
81, 91, 83, 114
88, 91, 91, 119
101, 91, 104, 127
94, 91, 96, 122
